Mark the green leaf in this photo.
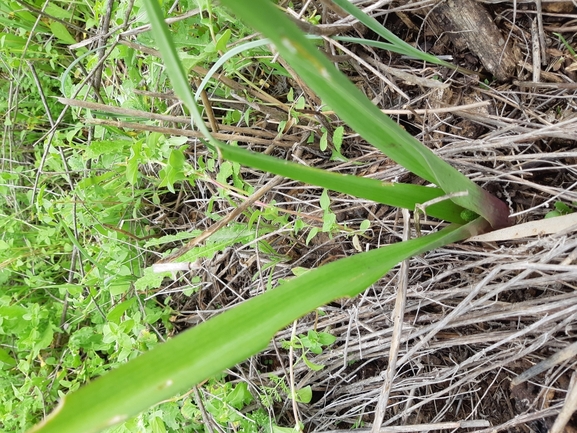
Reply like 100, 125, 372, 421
319, 129, 328, 151
34, 326, 54, 355
306, 227, 319, 245
319, 189, 330, 210
158, 148, 187, 193
545, 211, 561, 219
0, 347, 17, 368
317, 332, 336, 346
330, 0, 453, 67
106, 299, 137, 325
553, 32, 577, 59
295, 95, 306, 110
333, 126, 344, 153
49, 21, 77, 45
216, 160, 234, 185
291, 267, 310, 277
294, 385, 312, 403
322, 212, 336, 233
215, 143, 465, 223
45, 3, 74, 20
108, 275, 133, 296
226, 382, 253, 409
0, 304, 27, 320
216, 29, 231, 51
150, 416, 166, 433
126, 140, 142, 185
545, 201, 574, 219
27, 219, 489, 433
302, 355, 325, 371
136, 0, 213, 141
135, 267, 169, 291
555, 201, 573, 214
85, 140, 127, 160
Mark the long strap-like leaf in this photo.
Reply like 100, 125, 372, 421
28, 218, 489, 433
219, 0, 510, 229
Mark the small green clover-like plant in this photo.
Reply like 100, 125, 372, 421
282, 329, 337, 372
545, 201, 577, 219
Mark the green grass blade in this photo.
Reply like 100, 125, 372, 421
330, 0, 454, 67
28, 218, 489, 433
217, 144, 466, 223
219, 0, 510, 229
143, 0, 508, 228
134, 0, 468, 223
142, 0, 214, 142
217, 0, 433, 183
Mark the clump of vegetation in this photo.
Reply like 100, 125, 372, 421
19, 0, 511, 431
3, 1, 576, 433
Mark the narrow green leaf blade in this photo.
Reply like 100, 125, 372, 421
49, 21, 77, 45
219, 0, 510, 228
331, 0, 454, 67
216, 143, 466, 223
141, 0, 213, 140
28, 219, 489, 433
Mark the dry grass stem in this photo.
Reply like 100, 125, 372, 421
372, 209, 411, 432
